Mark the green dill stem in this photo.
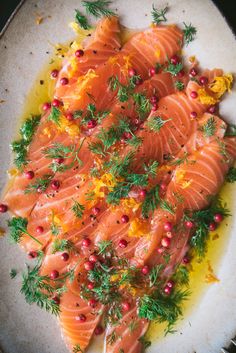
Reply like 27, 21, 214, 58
24, 229, 43, 246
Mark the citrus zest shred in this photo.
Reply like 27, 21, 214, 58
128, 218, 149, 238
205, 261, 220, 283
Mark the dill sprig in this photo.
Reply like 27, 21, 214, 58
201, 116, 216, 137
71, 200, 85, 219
226, 167, 236, 183
126, 135, 143, 148
151, 5, 168, 24
51, 239, 76, 254
108, 75, 141, 102
175, 80, 185, 91
132, 93, 151, 120
8, 217, 42, 245
165, 62, 183, 76
185, 197, 230, 257
11, 115, 41, 169
141, 185, 160, 218
88, 141, 105, 156
183, 22, 197, 45
47, 107, 61, 125
81, 104, 110, 126
97, 240, 113, 255
138, 288, 189, 334
82, 0, 115, 18
143, 160, 159, 177
225, 124, 236, 136
24, 174, 53, 194
21, 264, 60, 315
146, 116, 171, 132
73, 345, 84, 353
170, 152, 189, 166
173, 265, 189, 286
160, 200, 175, 215
149, 264, 163, 287
108, 152, 135, 178
97, 118, 131, 150
10, 269, 17, 279
75, 9, 91, 30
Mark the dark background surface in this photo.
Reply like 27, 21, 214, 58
0, 0, 236, 352
0, 0, 236, 34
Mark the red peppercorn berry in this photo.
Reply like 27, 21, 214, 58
88, 299, 97, 308
190, 111, 197, 119
76, 314, 86, 322
65, 112, 74, 121
128, 68, 136, 77
89, 254, 99, 263
60, 77, 69, 86
209, 222, 217, 231
190, 91, 198, 99
141, 265, 150, 275
161, 237, 171, 248
185, 220, 194, 229
214, 213, 223, 223
170, 55, 180, 65
149, 67, 156, 77
36, 226, 44, 234
28, 251, 38, 259
163, 222, 173, 232
82, 238, 91, 247
0, 203, 8, 213
140, 189, 147, 198
164, 285, 172, 295
61, 252, 69, 261
151, 103, 158, 112
52, 295, 60, 305
122, 302, 131, 311
84, 261, 94, 271
207, 105, 216, 114
94, 325, 104, 335
119, 239, 128, 248
75, 49, 84, 58
92, 207, 100, 215
182, 255, 190, 264
189, 67, 198, 77
50, 270, 59, 280
51, 180, 60, 191
121, 215, 129, 223
42, 102, 51, 111
51, 69, 59, 79
150, 95, 158, 104
87, 119, 97, 129
199, 76, 208, 85
87, 282, 94, 290
25, 170, 35, 179
52, 99, 61, 108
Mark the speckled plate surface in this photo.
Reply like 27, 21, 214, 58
0, 1, 236, 353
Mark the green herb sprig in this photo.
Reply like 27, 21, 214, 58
75, 9, 91, 29
24, 174, 53, 194
8, 217, 42, 245
183, 22, 197, 45
151, 6, 168, 24
82, 0, 115, 18
226, 166, 236, 183
146, 116, 172, 132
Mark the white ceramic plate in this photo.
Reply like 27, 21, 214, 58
0, 1, 236, 353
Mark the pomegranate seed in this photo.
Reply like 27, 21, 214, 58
65, 112, 74, 121
119, 239, 128, 248
161, 237, 171, 248
185, 220, 194, 229
150, 95, 158, 104
87, 119, 97, 129
52, 295, 60, 305
214, 213, 223, 223
128, 68, 136, 77
51, 180, 60, 190
140, 189, 147, 198
25, 170, 34, 179
0, 203, 8, 213
50, 270, 59, 280
61, 252, 69, 261
89, 254, 99, 263
75, 49, 84, 57
88, 299, 97, 308
209, 222, 217, 231
52, 99, 61, 107
84, 261, 94, 271
94, 325, 104, 335
50, 69, 59, 78
166, 280, 175, 288
170, 55, 179, 65
60, 77, 69, 85
76, 314, 86, 322
36, 226, 44, 234
87, 282, 95, 290
157, 247, 165, 254
164, 285, 172, 295
122, 302, 131, 311
177, 69, 185, 78
54, 157, 64, 164
190, 91, 198, 99
92, 207, 100, 215
82, 238, 91, 247
42, 102, 51, 111
141, 265, 150, 275
199, 76, 208, 85
207, 105, 216, 114
28, 251, 38, 259
121, 215, 129, 224
190, 111, 197, 119
182, 255, 190, 264
151, 103, 158, 112
164, 222, 173, 232
189, 67, 198, 77
149, 67, 156, 76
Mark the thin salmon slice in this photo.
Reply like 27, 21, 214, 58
55, 16, 122, 100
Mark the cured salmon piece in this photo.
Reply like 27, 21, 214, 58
59, 25, 183, 111
104, 306, 149, 353
59, 264, 103, 352
55, 16, 122, 100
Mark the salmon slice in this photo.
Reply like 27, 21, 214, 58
104, 306, 149, 353
59, 24, 183, 111
55, 16, 122, 100
59, 264, 103, 352
133, 136, 236, 265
